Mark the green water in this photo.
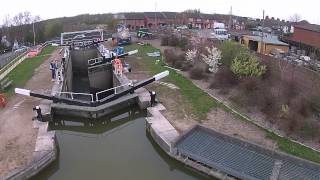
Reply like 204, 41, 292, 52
31, 108, 213, 180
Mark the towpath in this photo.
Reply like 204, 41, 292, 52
0, 48, 62, 176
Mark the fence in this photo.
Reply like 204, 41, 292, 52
0, 50, 27, 69
0, 43, 49, 81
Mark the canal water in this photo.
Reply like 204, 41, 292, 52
31, 107, 213, 180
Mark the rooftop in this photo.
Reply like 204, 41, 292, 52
174, 125, 320, 180
244, 35, 289, 46
295, 23, 320, 33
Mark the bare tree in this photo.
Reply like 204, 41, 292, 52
2, 14, 12, 27
289, 13, 302, 23
23, 11, 32, 24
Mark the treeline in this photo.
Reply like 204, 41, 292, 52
0, 12, 116, 48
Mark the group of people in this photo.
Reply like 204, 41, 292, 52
49, 60, 60, 81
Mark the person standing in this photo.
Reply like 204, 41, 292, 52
50, 60, 56, 81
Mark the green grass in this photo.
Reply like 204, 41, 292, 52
125, 43, 320, 164
125, 44, 218, 120
2, 45, 57, 96
267, 132, 320, 163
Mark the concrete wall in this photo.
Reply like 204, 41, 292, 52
62, 55, 73, 93
71, 49, 98, 75
52, 93, 138, 118
88, 64, 113, 95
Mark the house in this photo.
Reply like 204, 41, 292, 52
283, 23, 320, 57
114, 13, 145, 30
162, 12, 178, 26
200, 14, 215, 29
143, 12, 166, 28
242, 34, 289, 54
262, 16, 292, 34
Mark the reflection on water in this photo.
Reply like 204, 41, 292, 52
31, 107, 213, 180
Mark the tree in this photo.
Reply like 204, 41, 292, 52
201, 46, 221, 73
44, 21, 63, 39
231, 52, 266, 78
186, 49, 197, 63
289, 13, 302, 23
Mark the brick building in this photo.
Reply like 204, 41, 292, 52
115, 13, 146, 30
283, 23, 320, 57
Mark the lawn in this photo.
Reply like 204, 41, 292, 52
2, 45, 56, 96
125, 43, 320, 164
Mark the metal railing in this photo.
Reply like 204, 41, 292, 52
95, 82, 132, 101
88, 57, 104, 66
56, 92, 94, 102
55, 82, 132, 102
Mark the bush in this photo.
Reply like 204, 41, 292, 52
161, 35, 169, 46
164, 49, 185, 69
161, 34, 189, 49
178, 37, 189, 50
239, 77, 260, 93
231, 52, 267, 78
190, 63, 206, 80
219, 41, 248, 67
309, 96, 320, 115
210, 66, 237, 89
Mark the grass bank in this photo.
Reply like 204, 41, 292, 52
125, 44, 218, 120
125, 43, 320, 164
3, 45, 56, 96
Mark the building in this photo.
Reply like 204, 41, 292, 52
143, 12, 166, 28
114, 13, 146, 30
283, 23, 320, 57
242, 34, 289, 54
162, 12, 178, 26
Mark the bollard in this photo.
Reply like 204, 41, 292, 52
150, 91, 156, 107
33, 106, 43, 122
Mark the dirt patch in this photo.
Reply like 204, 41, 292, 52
204, 109, 276, 149
0, 48, 62, 176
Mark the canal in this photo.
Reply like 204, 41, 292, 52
31, 107, 213, 180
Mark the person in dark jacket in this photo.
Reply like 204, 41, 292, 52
50, 60, 56, 81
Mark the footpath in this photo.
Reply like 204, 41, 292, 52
0, 48, 61, 176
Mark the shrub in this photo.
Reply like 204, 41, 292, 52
178, 37, 189, 50
164, 49, 185, 69
309, 96, 320, 115
219, 41, 248, 67
289, 96, 311, 118
239, 77, 260, 93
161, 35, 169, 46
168, 35, 179, 46
209, 66, 238, 89
230, 52, 267, 78
190, 63, 206, 80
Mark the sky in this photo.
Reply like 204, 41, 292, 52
1, 0, 319, 24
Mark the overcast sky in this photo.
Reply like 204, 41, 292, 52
1, 0, 320, 24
